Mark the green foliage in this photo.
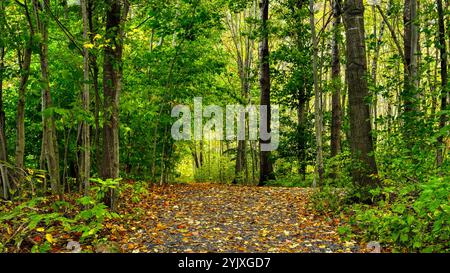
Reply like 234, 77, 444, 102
31, 241, 52, 253
90, 177, 122, 202
124, 181, 150, 203
348, 177, 450, 252
0, 193, 120, 252
310, 186, 348, 214
73, 196, 119, 240
323, 151, 353, 188
265, 173, 312, 187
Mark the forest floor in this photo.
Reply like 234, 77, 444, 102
112, 183, 365, 253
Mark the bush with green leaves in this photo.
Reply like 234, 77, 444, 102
90, 177, 123, 202
349, 176, 450, 252
265, 173, 313, 187
72, 196, 119, 240
123, 181, 150, 203
323, 150, 353, 188
309, 186, 349, 214
0, 190, 120, 252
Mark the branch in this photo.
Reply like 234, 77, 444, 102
14, 0, 26, 8
133, 15, 151, 30
42, 0, 84, 56
375, 4, 407, 70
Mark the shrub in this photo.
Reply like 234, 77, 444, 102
350, 176, 450, 252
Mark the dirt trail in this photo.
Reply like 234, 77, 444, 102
118, 183, 362, 253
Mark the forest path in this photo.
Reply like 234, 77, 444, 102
116, 183, 362, 253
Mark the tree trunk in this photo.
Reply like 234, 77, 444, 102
436, 0, 448, 166
15, 0, 34, 170
199, 139, 204, 167
191, 142, 200, 169
331, 0, 342, 158
234, 140, 246, 183
310, 0, 324, 186
343, 0, 378, 188
0, 40, 9, 199
225, 7, 256, 184
151, 106, 163, 181
297, 94, 307, 180
87, 0, 102, 173
258, 0, 274, 185
33, 0, 61, 196
80, 0, 90, 195
101, 0, 128, 208
371, 1, 389, 138
402, 0, 419, 143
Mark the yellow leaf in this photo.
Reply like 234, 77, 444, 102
45, 233, 55, 243
260, 229, 269, 237
289, 243, 299, 249
83, 43, 94, 49
156, 222, 166, 230
94, 34, 102, 40
36, 227, 45, 232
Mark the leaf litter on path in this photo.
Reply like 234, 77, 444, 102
113, 183, 363, 253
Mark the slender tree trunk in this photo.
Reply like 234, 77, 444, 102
192, 142, 200, 169
62, 125, 72, 193
290, 0, 308, 180
226, 7, 256, 184
297, 94, 307, 179
331, 0, 342, 158
436, 0, 448, 166
151, 106, 163, 181
310, 0, 324, 186
15, 0, 34, 170
199, 139, 204, 167
159, 127, 167, 186
33, 0, 61, 196
343, 0, 378, 189
87, 0, 102, 172
80, 0, 90, 195
220, 141, 224, 183
15, 50, 29, 170
371, 1, 389, 137
402, 0, 419, 144
0, 41, 9, 199
258, 0, 274, 185
234, 140, 245, 183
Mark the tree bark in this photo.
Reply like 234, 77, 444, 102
0, 37, 9, 199
331, 0, 342, 158
343, 0, 378, 188
402, 0, 419, 143
297, 94, 307, 179
101, 0, 128, 208
258, 0, 274, 185
80, 0, 90, 195
102, 0, 127, 208
310, 0, 324, 186
436, 0, 448, 166
371, 1, 390, 138
87, 0, 102, 173
33, 0, 61, 196
15, 0, 34, 170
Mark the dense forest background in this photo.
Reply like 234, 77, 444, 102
0, 0, 449, 253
